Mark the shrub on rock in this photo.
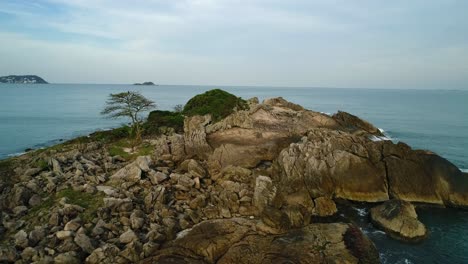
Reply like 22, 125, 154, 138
182, 89, 248, 122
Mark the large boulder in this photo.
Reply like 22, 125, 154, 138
370, 200, 427, 242
274, 128, 468, 207
141, 219, 380, 264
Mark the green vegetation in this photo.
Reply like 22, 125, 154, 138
101, 91, 156, 142
33, 159, 49, 170
56, 188, 105, 222
108, 139, 153, 160
0, 159, 15, 185
182, 89, 248, 122
22, 188, 105, 228
144, 110, 184, 134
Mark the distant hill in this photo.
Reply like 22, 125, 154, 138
0, 75, 48, 84
133, 81, 156, 86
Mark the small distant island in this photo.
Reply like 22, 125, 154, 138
0, 75, 48, 84
133, 81, 156, 86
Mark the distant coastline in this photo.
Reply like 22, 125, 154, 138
0, 75, 48, 84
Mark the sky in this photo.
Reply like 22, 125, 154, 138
0, 0, 467, 89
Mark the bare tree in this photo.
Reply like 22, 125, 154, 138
173, 104, 184, 113
101, 91, 156, 142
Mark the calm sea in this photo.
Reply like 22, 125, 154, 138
0, 84, 467, 263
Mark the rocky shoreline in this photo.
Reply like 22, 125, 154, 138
1, 92, 467, 263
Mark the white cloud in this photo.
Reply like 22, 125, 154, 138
0, 0, 467, 88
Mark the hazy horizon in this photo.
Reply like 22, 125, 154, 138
1, 1, 468, 89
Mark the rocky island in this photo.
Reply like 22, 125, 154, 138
0, 75, 48, 84
133, 82, 155, 86
0, 89, 467, 263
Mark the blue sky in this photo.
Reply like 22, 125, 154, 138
0, 0, 467, 88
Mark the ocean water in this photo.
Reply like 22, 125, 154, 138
0, 84, 467, 263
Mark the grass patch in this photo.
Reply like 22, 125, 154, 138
56, 188, 105, 222
21, 188, 105, 228
108, 139, 153, 160
183, 89, 248, 122
33, 159, 49, 170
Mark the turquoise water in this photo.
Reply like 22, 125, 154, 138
0, 84, 467, 262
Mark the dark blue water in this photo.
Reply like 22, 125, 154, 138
1, 84, 467, 263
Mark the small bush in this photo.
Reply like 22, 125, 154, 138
144, 110, 184, 134
182, 89, 248, 122
88, 126, 131, 142
34, 159, 49, 170
0, 159, 15, 185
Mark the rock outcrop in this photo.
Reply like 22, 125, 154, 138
1, 93, 467, 263
142, 219, 380, 264
370, 200, 427, 242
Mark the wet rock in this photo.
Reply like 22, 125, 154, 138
370, 200, 427, 242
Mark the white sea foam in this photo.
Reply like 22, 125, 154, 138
320, 111, 332, 116
370, 128, 393, 142
6, 152, 26, 157
353, 207, 368, 217
460, 168, 468, 173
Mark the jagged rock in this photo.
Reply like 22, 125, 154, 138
120, 241, 143, 262
86, 243, 121, 264
275, 128, 468, 207
184, 115, 213, 159
120, 229, 138, 244
14, 230, 29, 249
136, 156, 152, 172
74, 232, 95, 254
64, 219, 81, 231
21, 247, 37, 261
50, 158, 62, 173
110, 163, 142, 184
143, 242, 160, 258
56, 230, 74, 240
54, 251, 79, 264
130, 210, 145, 230
13, 206, 28, 217
332, 111, 383, 136
9, 186, 32, 209
218, 165, 252, 183
188, 159, 206, 178
370, 200, 427, 242
28, 194, 42, 207
148, 171, 168, 184
253, 176, 276, 213
103, 198, 133, 212
29, 227, 46, 246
